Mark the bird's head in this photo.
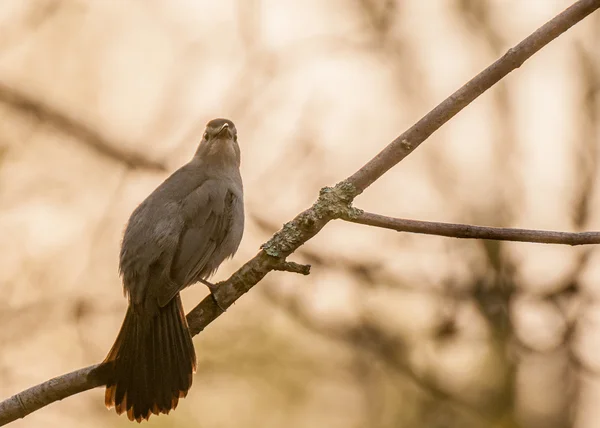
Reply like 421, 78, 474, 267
195, 118, 240, 168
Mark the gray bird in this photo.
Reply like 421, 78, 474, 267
103, 118, 244, 422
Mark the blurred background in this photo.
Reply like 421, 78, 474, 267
1, 0, 599, 427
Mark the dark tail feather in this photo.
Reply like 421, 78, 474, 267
104, 294, 196, 422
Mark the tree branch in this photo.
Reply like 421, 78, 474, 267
346, 0, 600, 194
344, 210, 600, 246
272, 261, 312, 275
0, 82, 167, 172
0, 364, 109, 425
1, 0, 599, 425
261, 287, 492, 423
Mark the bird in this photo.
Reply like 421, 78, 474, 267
103, 118, 244, 422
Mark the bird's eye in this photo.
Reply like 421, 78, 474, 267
203, 132, 209, 140
233, 134, 238, 142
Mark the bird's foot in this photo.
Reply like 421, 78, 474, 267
200, 279, 227, 312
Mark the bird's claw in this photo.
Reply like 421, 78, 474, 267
200, 279, 227, 312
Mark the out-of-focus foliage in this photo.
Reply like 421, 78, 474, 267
1, 1, 599, 427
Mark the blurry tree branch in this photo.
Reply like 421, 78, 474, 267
1, 0, 599, 425
0, 82, 166, 171
344, 210, 600, 245
0, 0, 63, 55
261, 287, 494, 423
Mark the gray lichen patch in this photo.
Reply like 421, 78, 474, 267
260, 180, 359, 258
344, 206, 364, 220
313, 181, 358, 218
261, 220, 304, 257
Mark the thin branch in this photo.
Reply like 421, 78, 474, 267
273, 261, 312, 275
1, 0, 599, 425
0, 364, 107, 424
346, 0, 600, 194
0, 82, 166, 172
344, 210, 600, 246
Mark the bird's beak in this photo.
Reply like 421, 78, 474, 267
216, 123, 231, 138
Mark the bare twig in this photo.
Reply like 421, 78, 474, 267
344, 210, 600, 246
1, 0, 599, 425
0, 82, 166, 171
0, 364, 108, 424
273, 261, 312, 275
346, 0, 600, 194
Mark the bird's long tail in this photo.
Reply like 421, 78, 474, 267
103, 294, 196, 422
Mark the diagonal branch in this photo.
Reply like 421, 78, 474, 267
0, 82, 166, 172
1, 0, 599, 425
345, 0, 600, 194
343, 210, 600, 246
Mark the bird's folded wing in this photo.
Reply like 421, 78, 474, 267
156, 180, 233, 307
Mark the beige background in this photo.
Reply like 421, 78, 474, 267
1, 1, 599, 427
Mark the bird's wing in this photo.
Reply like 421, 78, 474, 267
156, 180, 235, 307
